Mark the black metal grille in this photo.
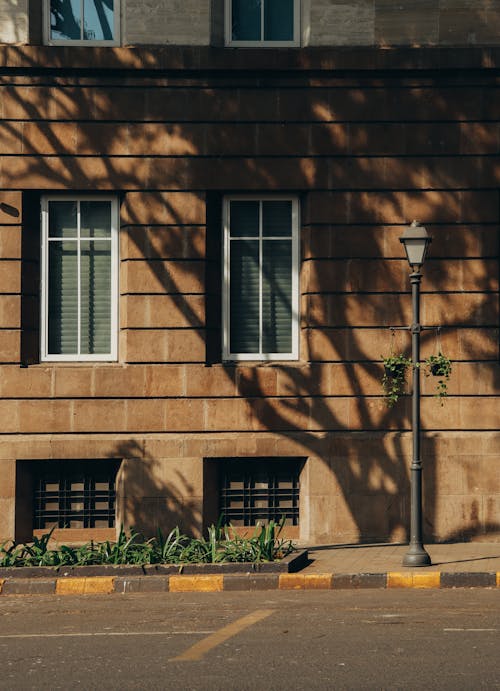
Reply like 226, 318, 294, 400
33, 460, 119, 530
219, 458, 301, 527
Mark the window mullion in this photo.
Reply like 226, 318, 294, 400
259, 201, 263, 355
80, 0, 85, 40
261, 0, 265, 41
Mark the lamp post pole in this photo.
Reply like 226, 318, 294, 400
400, 221, 432, 568
402, 269, 431, 567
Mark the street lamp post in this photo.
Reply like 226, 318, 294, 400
400, 221, 432, 568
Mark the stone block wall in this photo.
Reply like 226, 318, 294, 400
0, 46, 499, 545
0, 0, 28, 44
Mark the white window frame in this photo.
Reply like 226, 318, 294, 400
222, 195, 300, 362
41, 196, 119, 362
225, 0, 301, 47
44, 0, 120, 46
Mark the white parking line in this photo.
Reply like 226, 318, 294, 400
443, 628, 497, 632
0, 631, 215, 639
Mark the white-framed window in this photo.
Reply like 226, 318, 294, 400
225, 0, 300, 47
41, 196, 119, 362
223, 196, 300, 361
44, 0, 120, 46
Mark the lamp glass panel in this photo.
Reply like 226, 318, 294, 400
403, 238, 428, 267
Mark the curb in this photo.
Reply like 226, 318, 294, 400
0, 571, 499, 595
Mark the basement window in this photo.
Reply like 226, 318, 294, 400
218, 457, 302, 527
33, 460, 119, 530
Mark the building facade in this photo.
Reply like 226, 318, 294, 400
0, 1, 499, 546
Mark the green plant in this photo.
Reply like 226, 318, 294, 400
425, 352, 452, 404
0, 520, 295, 569
382, 353, 413, 407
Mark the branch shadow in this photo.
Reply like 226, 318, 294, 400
0, 42, 498, 542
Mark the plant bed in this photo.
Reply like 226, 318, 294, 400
0, 522, 306, 575
0, 549, 308, 578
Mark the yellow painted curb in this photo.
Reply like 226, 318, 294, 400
0, 579, 4, 594
387, 573, 414, 588
279, 574, 305, 590
169, 575, 224, 593
56, 577, 115, 595
388, 572, 440, 589
411, 573, 441, 589
304, 574, 333, 590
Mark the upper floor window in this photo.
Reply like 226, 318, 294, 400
41, 197, 119, 362
223, 196, 300, 361
45, 0, 120, 45
226, 0, 300, 47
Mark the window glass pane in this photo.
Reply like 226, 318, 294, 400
49, 201, 77, 239
264, 0, 294, 41
80, 201, 112, 238
232, 0, 261, 41
230, 200, 259, 237
50, 0, 82, 40
230, 239, 260, 353
83, 0, 115, 41
48, 241, 78, 355
80, 240, 112, 355
262, 200, 292, 237
262, 239, 292, 353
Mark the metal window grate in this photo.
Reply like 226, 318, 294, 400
219, 458, 301, 527
33, 460, 119, 530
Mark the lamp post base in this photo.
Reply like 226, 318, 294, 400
403, 544, 432, 567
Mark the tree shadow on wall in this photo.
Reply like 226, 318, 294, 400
1, 43, 499, 542
113, 440, 201, 539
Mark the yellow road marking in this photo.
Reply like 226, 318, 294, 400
171, 609, 275, 662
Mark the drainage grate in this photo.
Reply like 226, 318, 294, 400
33, 460, 119, 530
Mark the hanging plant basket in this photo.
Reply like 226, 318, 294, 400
424, 352, 452, 404
381, 353, 413, 408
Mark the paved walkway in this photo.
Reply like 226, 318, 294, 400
304, 541, 500, 574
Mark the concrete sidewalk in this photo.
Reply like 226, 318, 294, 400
305, 541, 500, 575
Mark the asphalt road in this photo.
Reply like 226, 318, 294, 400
0, 590, 498, 690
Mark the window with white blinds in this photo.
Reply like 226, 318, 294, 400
41, 197, 119, 361
223, 196, 299, 361
226, 0, 300, 46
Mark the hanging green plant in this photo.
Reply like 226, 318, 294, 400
381, 353, 413, 407
424, 352, 452, 404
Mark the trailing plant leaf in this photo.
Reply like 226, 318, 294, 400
425, 352, 452, 405
381, 354, 413, 407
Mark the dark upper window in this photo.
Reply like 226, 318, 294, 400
226, 0, 300, 46
45, 0, 120, 45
